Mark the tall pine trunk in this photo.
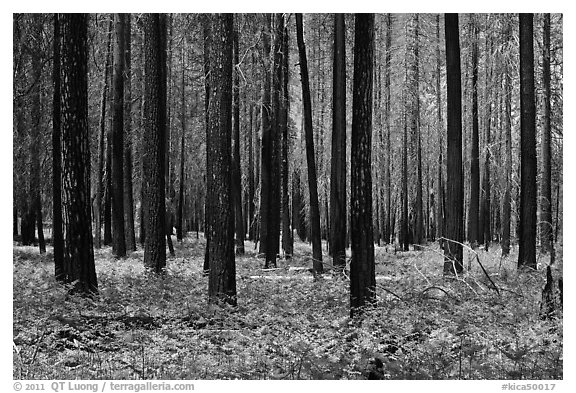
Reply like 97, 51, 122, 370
350, 13, 376, 317
518, 14, 537, 269
206, 14, 236, 306
330, 13, 346, 268
443, 13, 464, 274
296, 13, 323, 273
111, 13, 126, 258
52, 13, 64, 280
123, 14, 136, 252
142, 13, 166, 273
280, 21, 293, 258
60, 13, 98, 294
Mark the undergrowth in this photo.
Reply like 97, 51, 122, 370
12, 237, 563, 380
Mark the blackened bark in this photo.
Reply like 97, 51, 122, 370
177, 38, 186, 242
480, 26, 492, 250
202, 15, 211, 272
280, 21, 293, 258
259, 13, 272, 258
52, 13, 64, 281
123, 14, 136, 252
142, 13, 166, 273
60, 13, 98, 294
540, 14, 553, 256
443, 13, 464, 274
206, 14, 236, 306
111, 13, 126, 258
30, 14, 45, 253
350, 13, 376, 317
330, 13, 346, 268
518, 13, 537, 269
296, 13, 323, 273
468, 16, 480, 247
232, 26, 245, 254
247, 103, 255, 241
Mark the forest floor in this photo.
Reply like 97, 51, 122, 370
13, 235, 563, 380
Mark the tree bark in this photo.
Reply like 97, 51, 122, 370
142, 13, 166, 273
280, 20, 293, 258
60, 13, 98, 294
258, 14, 272, 257
52, 13, 64, 281
29, 14, 45, 253
177, 35, 186, 242
435, 14, 445, 247
443, 13, 464, 274
232, 26, 245, 254
350, 13, 376, 317
296, 13, 323, 273
518, 13, 537, 269
123, 14, 136, 252
93, 17, 109, 247
330, 13, 346, 268
111, 13, 126, 258
206, 13, 236, 306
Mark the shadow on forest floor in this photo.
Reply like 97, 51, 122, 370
12, 236, 563, 380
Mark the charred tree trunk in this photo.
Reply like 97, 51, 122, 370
280, 21, 293, 258
443, 13, 464, 275
296, 13, 323, 273
518, 13, 537, 269
142, 13, 166, 273
350, 13, 376, 317
330, 13, 346, 268
123, 14, 136, 252
501, 19, 513, 256
435, 14, 445, 247
60, 13, 98, 294
177, 37, 186, 242
111, 13, 126, 258
52, 13, 64, 280
206, 13, 236, 306
259, 14, 272, 257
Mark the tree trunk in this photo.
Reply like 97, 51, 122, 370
330, 13, 346, 268
111, 13, 126, 258
350, 13, 376, 317
258, 14, 272, 257
501, 19, 512, 256
280, 21, 293, 258
467, 15, 480, 248
29, 14, 45, 253
177, 37, 186, 242
123, 14, 136, 252
202, 15, 211, 272
443, 13, 464, 275
206, 13, 236, 306
385, 14, 393, 245
296, 13, 323, 273
52, 13, 64, 281
435, 14, 445, 248
518, 13, 537, 269
142, 13, 166, 273
232, 26, 245, 254
540, 14, 553, 256
60, 13, 98, 294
